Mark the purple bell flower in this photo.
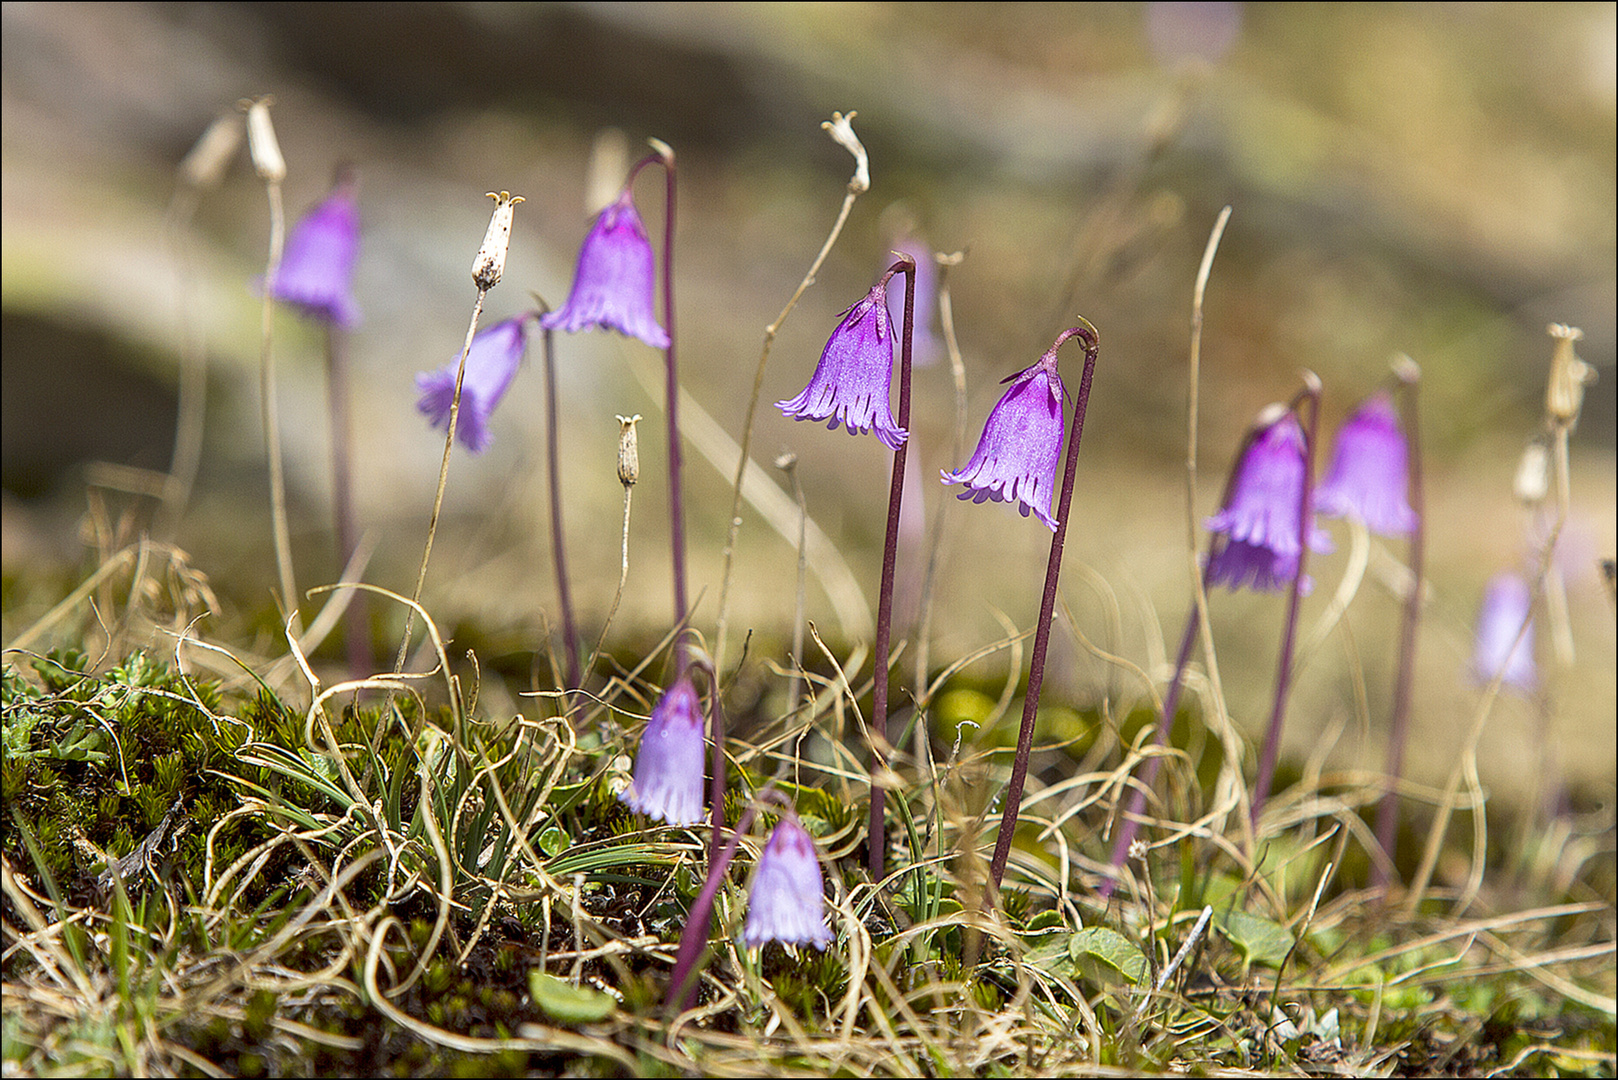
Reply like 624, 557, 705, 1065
1204, 410, 1333, 592
415, 313, 534, 453
1316, 392, 1417, 536
777, 283, 907, 451
619, 676, 705, 826
541, 187, 669, 348
266, 175, 361, 328
741, 817, 833, 950
940, 348, 1066, 529
1471, 572, 1537, 693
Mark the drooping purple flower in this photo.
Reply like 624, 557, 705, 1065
1471, 572, 1537, 693
620, 676, 706, 825
541, 187, 669, 348
1204, 410, 1333, 592
415, 314, 534, 453
777, 283, 907, 451
266, 175, 361, 327
883, 236, 941, 367
940, 350, 1066, 529
741, 817, 832, 950
1316, 392, 1417, 536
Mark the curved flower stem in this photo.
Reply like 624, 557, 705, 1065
394, 287, 489, 678
540, 323, 581, 690
714, 113, 869, 678
256, 177, 302, 640
1373, 361, 1423, 886
986, 321, 1101, 896
667, 801, 762, 1015
1250, 376, 1322, 825
869, 255, 916, 883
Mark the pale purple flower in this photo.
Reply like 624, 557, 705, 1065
741, 817, 832, 950
1471, 572, 1536, 692
1204, 411, 1333, 592
415, 314, 533, 453
777, 283, 907, 451
619, 676, 706, 825
940, 351, 1065, 529
541, 187, 669, 348
883, 237, 941, 367
1317, 392, 1417, 536
265, 176, 361, 327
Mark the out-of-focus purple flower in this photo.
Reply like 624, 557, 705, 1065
883, 237, 941, 367
940, 349, 1065, 529
1204, 410, 1333, 592
777, 283, 907, 451
1471, 572, 1537, 692
1316, 392, 1417, 536
620, 676, 706, 825
541, 187, 669, 348
741, 817, 832, 950
415, 314, 534, 453
266, 175, 361, 327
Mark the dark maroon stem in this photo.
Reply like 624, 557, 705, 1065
1374, 377, 1423, 885
986, 322, 1100, 896
667, 802, 760, 1015
540, 322, 581, 690
1250, 385, 1322, 824
325, 324, 372, 680
706, 668, 728, 864
869, 256, 916, 883
1098, 606, 1199, 900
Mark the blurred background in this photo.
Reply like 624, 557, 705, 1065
3, 3, 1614, 809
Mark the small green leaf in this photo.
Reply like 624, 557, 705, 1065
528, 972, 614, 1023
1216, 909, 1294, 970
537, 825, 570, 858
1069, 927, 1147, 986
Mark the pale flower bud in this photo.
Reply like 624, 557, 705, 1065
1545, 323, 1595, 428
472, 191, 523, 290
243, 97, 285, 183
1513, 439, 1550, 506
179, 111, 244, 190
616, 414, 642, 487
821, 110, 869, 194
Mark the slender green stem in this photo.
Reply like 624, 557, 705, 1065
394, 289, 488, 676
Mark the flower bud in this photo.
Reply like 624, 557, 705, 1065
1513, 439, 1550, 506
243, 97, 285, 183
179, 112, 244, 190
1545, 323, 1595, 428
472, 191, 523, 290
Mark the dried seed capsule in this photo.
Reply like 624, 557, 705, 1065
616, 414, 642, 487
472, 191, 523, 290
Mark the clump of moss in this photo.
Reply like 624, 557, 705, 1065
1, 650, 274, 901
